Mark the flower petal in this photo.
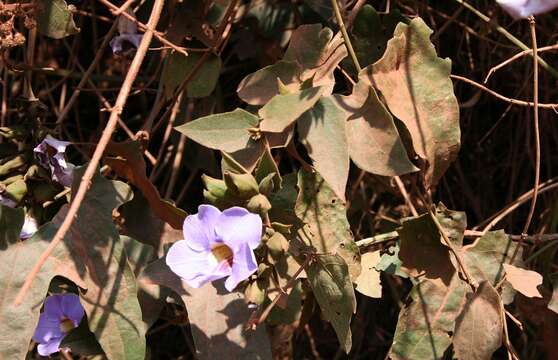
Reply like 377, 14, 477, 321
43, 295, 64, 319
215, 207, 262, 250
225, 243, 258, 292
0, 193, 17, 208
166, 240, 230, 288
42, 135, 71, 153
37, 337, 63, 356
183, 204, 221, 251
110, 34, 143, 54
60, 294, 85, 324
185, 260, 231, 288
20, 215, 39, 239
32, 313, 63, 343
497, 0, 558, 18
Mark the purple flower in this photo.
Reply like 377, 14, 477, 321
110, 9, 143, 54
32, 294, 85, 356
166, 205, 263, 292
33, 135, 75, 187
497, 0, 558, 18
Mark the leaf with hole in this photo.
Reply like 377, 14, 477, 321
306, 254, 356, 353
294, 169, 360, 280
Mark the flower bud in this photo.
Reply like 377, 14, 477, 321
223, 171, 259, 198
246, 194, 272, 215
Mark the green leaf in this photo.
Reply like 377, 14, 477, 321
161, 52, 222, 99
237, 61, 301, 105
298, 96, 349, 201
453, 281, 503, 360
294, 169, 360, 280
375, 244, 409, 278
390, 276, 468, 360
354, 251, 382, 298
0, 168, 145, 359
333, 79, 417, 176
349, 5, 407, 67
306, 254, 356, 353
236, 24, 346, 106
35, 0, 80, 39
259, 87, 323, 133
0, 204, 23, 249
140, 258, 273, 359
462, 230, 523, 304
175, 108, 260, 153
364, 17, 460, 188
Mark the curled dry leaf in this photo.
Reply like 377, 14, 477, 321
503, 263, 543, 298
364, 18, 460, 189
237, 24, 347, 105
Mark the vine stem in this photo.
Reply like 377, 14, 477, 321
452, 0, 558, 79
510, 16, 541, 266
13, 0, 165, 306
521, 16, 540, 236
331, 0, 361, 73
55, 20, 120, 125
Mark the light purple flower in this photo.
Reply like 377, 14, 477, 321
20, 214, 38, 239
32, 294, 85, 356
110, 9, 143, 54
33, 135, 75, 187
166, 205, 263, 292
0, 192, 17, 208
497, 0, 558, 18
0, 194, 38, 239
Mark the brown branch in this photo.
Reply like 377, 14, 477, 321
13, 0, 166, 306
484, 44, 558, 83
451, 74, 558, 109
521, 17, 540, 236
96, 0, 188, 56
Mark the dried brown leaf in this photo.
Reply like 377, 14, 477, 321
503, 264, 543, 298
